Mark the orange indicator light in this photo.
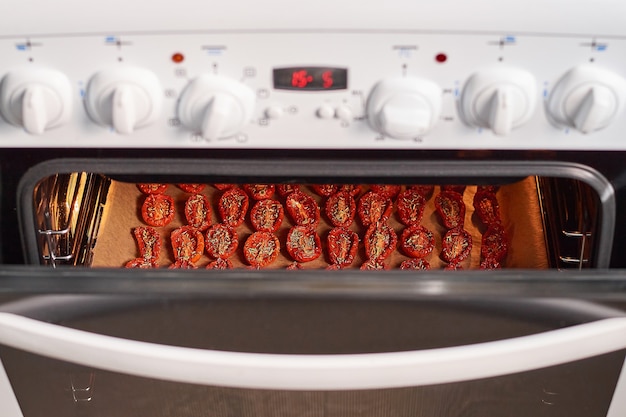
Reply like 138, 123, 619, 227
171, 53, 185, 63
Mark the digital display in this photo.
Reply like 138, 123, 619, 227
273, 67, 348, 91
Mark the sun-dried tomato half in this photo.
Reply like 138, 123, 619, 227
311, 184, 338, 197
184, 194, 212, 231
277, 184, 301, 197
125, 258, 159, 269
171, 226, 204, 264
213, 184, 235, 191
206, 258, 233, 270
408, 185, 435, 199
396, 189, 427, 226
287, 226, 322, 263
360, 259, 389, 270
435, 190, 466, 229
444, 262, 463, 271
326, 264, 343, 270
442, 185, 466, 194
141, 194, 175, 227
285, 191, 320, 227
243, 231, 280, 268
477, 185, 500, 193
286, 262, 304, 270
205, 224, 238, 259
357, 192, 393, 227
441, 227, 472, 263
473, 190, 502, 226
364, 223, 397, 262
218, 187, 249, 227
327, 227, 359, 268
480, 257, 502, 270
369, 185, 401, 199
168, 259, 198, 269
243, 184, 275, 200
400, 258, 431, 270
250, 199, 284, 232
137, 183, 168, 194
400, 224, 434, 259
132, 226, 161, 261
338, 184, 362, 197
325, 191, 356, 228
481, 224, 508, 262
177, 184, 206, 193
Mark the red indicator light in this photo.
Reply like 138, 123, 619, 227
292, 70, 314, 88
435, 53, 448, 63
171, 53, 185, 63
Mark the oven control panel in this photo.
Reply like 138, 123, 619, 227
0, 32, 625, 150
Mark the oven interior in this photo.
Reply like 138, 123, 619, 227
24, 160, 605, 271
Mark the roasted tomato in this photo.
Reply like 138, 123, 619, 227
444, 262, 463, 271
287, 226, 322, 262
400, 224, 435, 259
481, 224, 508, 262
243, 231, 280, 268
435, 190, 466, 229
338, 184, 362, 197
480, 257, 502, 270
408, 185, 435, 199
327, 227, 359, 268
360, 259, 389, 270
357, 191, 393, 227
286, 262, 304, 270
206, 258, 233, 270
177, 184, 206, 193
250, 199, 284, 232
213, 184, 236, 191
184, 194, 212, 231
168, 259, 198, 269
400, 258, 431, 270
137, 183, 168, 194
243, 184, 275, 200
441, 227, 472, 263
132, 226, 161, 261
311, 184, 338, 196
325, 191, 356, 228
285, 191, 320, 227
277, 184, 301, 197
205, 224, 238, 259
396, 189, 427, 226
473, 190, 502, 226
218, 187, 249, 227
125, 258, 159, 269
477, 185, 500, 193
364, 223, 397, 262
171, 226, 204, 264
326, 264, 343, 270
441, 185, 467, 194
369, 185, 401, 199
141, 194, 175, 227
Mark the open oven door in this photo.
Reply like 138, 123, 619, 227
0, 268, 625, 417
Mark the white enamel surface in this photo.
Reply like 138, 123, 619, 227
0, 312, 625, 391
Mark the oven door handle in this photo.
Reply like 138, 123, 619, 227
0, 313, 626, 391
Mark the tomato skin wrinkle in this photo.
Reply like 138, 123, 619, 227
481, 224, 508, 262
400, 224, 434, 259
325, 191, 356, 228
441, 227, 473, 263
287, 226, 322, 263
218, 187, 249, 227
357, 192, 392, 227
327, 227, 359, 267
435, 190, 466, 229
473, 190, 502, 226
141, 194, 175, 227
396, 189, 427, 226
364, 223, 397, 262
132, 226, 161, 261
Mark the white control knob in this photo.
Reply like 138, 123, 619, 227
547, 65, 626, 134
177, 75, 255, 140
459, 67, 537, 136
0, 67, 72, 134
366, 77, 442, 139
85, 67, 163, 134
367, 77, 442, 139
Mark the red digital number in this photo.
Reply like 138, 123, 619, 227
292, 70, 313, 88
322, 70, 333, 88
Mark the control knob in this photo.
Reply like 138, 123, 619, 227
546, 65, 626, 134
459, 66, 537, 136
366, 77, 442, 139
177, 74, 255, 140
84, 67, 163, 134
0, 67, 72, 134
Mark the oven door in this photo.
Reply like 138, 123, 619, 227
0, 268, 625, 417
